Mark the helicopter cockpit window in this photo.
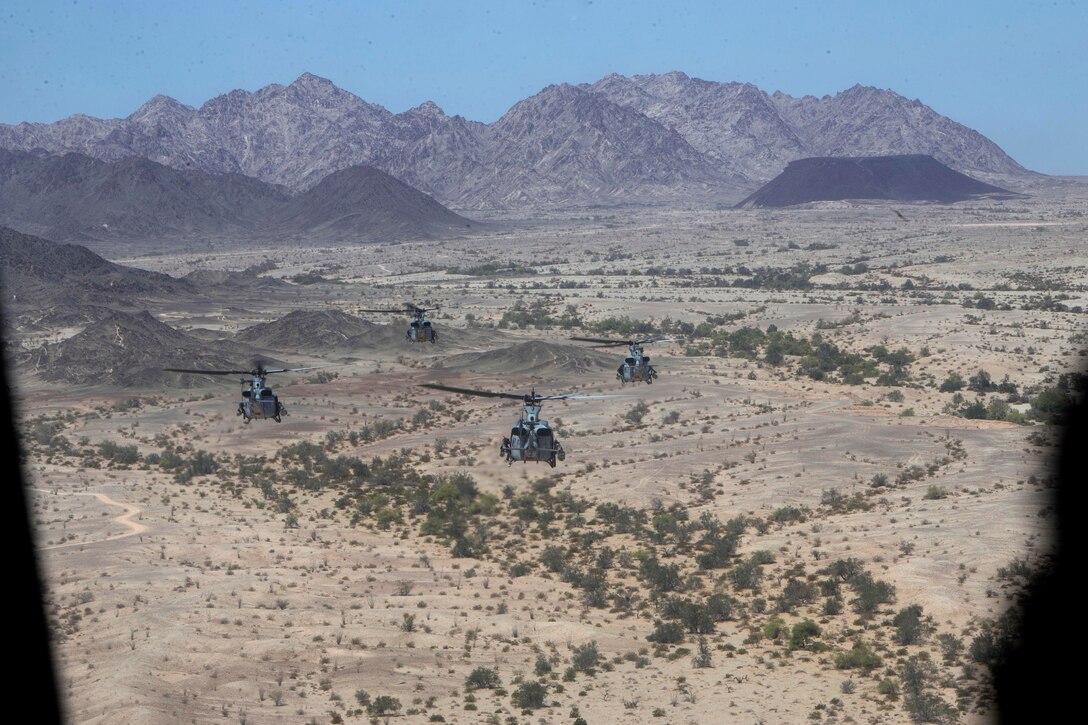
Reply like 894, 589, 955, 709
410, 320, 420, 328
242, 390, 251, 398
260, 388, 273, 399
625, 357, 636, 365
422, 320, 432, 327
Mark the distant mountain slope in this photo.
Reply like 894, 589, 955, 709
735, 155, 1013, 208
274, 165, 474, 239
0, 225, 192, 302
0, 151, 474, 245
584, 72, 1029, 183
0, 149, 290, 242
460, 84, 747, 207
0, 71, 1036, 210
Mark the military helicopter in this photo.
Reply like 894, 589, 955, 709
570, 336, 676, 384
164, 361, 331, 423
419, 383, 621, 467
359, 303, 440, 343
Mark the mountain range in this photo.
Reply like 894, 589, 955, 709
0, 71, 1034, 211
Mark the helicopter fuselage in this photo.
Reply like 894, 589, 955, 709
237, 377, 287, 423
407, 319, 437, 343
500, 404, 566, 467
617, 346, 658, 385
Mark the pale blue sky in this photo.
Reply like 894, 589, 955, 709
1, 0, 1084, 174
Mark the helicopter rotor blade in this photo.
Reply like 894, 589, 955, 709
358, 308, 406, 314
536, 393, 632, 401
569, 336, 630, 346
165, 363, 338, 377
163, 368, 251, 376
419, 383, 525, 400
260, 364, 339, 375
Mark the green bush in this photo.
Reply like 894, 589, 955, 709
465, 667, 501, 690
789, 620, 821, 650
367, 695, 401, 715
834, 640, 881, 672
511, 680, 547, 710
647, 620, 685, 644
893, 605, 926, 645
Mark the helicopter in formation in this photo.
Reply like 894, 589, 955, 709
570, 336, 676, 385
420, 383, 621, 467
165, 361, 331, 423
360, 303, 440, 343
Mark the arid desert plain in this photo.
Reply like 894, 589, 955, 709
11, 183, 1087, 724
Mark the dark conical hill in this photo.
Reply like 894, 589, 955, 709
735, 154, 1013, 208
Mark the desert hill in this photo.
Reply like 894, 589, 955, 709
735, 155, 1014, 208
0, 225, 192, 303
0, 150, 290, 243
24, 310, 261, 387
274, 164, 474, 240
239, 310, 386, 352
0, 151, 475, 247
181, 267, 292, 292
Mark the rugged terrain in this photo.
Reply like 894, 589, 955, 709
0, 152, 474, 249
9, 182, 1085, 724
0, 72, 1037, 209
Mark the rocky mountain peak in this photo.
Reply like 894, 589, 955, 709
290, 72, 336, 89
408, 100, 446, 118
128, 95, 195, 121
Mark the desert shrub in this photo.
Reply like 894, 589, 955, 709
851, 573, 895, 615
732, 559, 763, 590
893, 605, 927, 645
922, 486, 946, 500
763, 617, 788, 641
938, 372, 965, 392
625, 401, 650, 425
465, 667, 501, 690
511, 680, 547, 710
541, 545, 567, 573
98, 441, 140, 465
776, 578, 817, 613
834, 640, 881, 672
789, 620, 821, 650
639, 557, 681, 593
366, 695, 401, 716
648, 620, 685, 644
696, 530, 739, 569
901, 656, 955, 723
571, 641, 601, 674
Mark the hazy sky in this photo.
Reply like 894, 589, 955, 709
1, 0, 1084, 174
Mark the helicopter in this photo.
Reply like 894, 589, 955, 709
570, 336, 676, 384
164, 361, 331, 423
419, 383, 621, 467
359, 303, 440, 343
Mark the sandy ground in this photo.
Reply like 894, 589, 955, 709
13, 183, 1086, 724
